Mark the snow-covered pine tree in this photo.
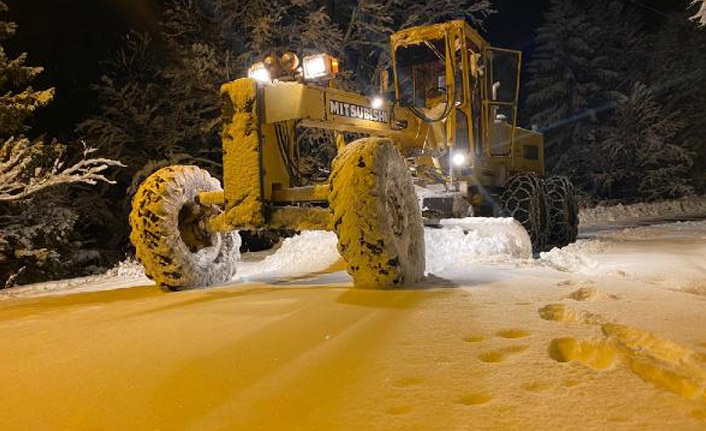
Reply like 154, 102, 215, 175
398, 0, 494, 29
647, 11, 706, 193
693, 0, 706, 27
227, 0, 343, 68
0, 0, 122, 287
592, 83, 692, 202
525, 0, 615, 175
582, 0, 648, 92
80, 0, 260, 244
336, 0, 395, 93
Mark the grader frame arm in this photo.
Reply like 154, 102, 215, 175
204, 77, 429, 233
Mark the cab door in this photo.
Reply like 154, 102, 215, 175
482, 47, 522, 157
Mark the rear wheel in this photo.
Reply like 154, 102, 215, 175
329, 137, 425, 288
129, 166, 240, 290
545, 176, 579, 249
501, 172, 549, 253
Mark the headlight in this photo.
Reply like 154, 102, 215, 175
452, 152, 467, 167
302, 54, 339, 80
371, 95, 384, 110
248, 62, 271, 83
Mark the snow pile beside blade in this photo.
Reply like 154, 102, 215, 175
424, 217, 532, 274
236, 217, 533, 280
236, 231, 340, 280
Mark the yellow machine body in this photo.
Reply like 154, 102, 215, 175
206, 20, 544, 232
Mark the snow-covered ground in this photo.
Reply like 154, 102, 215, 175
4, 196, 705, 300
1, 205, 705, 430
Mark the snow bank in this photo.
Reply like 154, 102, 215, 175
0, 258, 150, 300
424, 218, 532, 273
236, 231, 340, 280
607, 220, 706, 241
580, 196, 706, 226
538, 240, 612, 275
236, 218, 532, 279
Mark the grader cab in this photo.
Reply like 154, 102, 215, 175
129, 20, 579, 291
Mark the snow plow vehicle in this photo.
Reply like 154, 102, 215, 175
129, 20, 578, 290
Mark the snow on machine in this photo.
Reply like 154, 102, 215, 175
129, 20, 578, 290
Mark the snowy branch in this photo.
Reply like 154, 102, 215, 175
693, 0, 706, 27
0, 137, 125, 202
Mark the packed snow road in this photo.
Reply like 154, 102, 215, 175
1, 219, 706, 430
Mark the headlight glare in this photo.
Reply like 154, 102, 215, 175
248, 62, 271, 83
452, 152, 467, 167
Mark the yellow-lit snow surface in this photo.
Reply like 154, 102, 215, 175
2, 220, 706, 430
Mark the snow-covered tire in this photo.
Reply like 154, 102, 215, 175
545, 176, 579, 249
329, 137, 425, 288
500, 172, 549, 253
129, 166, 240, 290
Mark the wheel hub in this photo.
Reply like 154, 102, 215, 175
178, 202, 216, 253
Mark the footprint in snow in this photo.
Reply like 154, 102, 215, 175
567, 287, 618, 302
462, 335, 486, 343
477, 345, 528, 363
538, 303, 605, 325
548, 323, 706, 402
495, 329, 531, 339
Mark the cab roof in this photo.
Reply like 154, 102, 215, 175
390, 19, 489, 52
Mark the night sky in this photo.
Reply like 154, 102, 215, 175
5, 0, 689, 138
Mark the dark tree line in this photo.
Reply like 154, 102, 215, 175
0, 1, 121, 287
525, 0, 706, 204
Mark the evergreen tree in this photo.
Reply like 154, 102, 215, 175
525, 0, 615, 174
647, 11, 706, 193
398, 0, 493, 29
591, 83, 692, 202
583, 0, 648, 91
693, 0, 706, 26
524, 0, 700, 204
0, 1, 121, 287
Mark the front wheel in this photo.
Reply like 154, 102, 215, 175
129, 166, 240, 290
329, 138, 425, 288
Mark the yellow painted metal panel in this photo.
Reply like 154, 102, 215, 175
220, 78, 265, 228
264, 82, 325, 123
271, 185, 330, 203
269, 207, 332, 231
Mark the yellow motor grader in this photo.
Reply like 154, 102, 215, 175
129, 20, 579, 290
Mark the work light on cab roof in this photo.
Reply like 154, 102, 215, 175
302, 54, 339, 80
247, 52, 339, 84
